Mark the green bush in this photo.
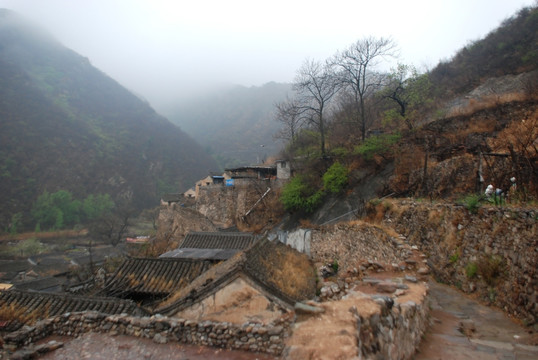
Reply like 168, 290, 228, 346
31, 190, 80, 230
354, 133, 401, 160
322, 162, 348, 194
280, 176, 323, 213
330, 147, 350, 158
331, 259, 339, 273
9, 238, 46, 257
463, 194, 482, 214
32, 190, 115, 231
82, 194, 114, 221
465, 262, 478, 279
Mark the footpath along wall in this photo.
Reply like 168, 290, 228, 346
381, 200, 537, 327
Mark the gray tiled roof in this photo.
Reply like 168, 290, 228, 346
13, 276, 63, 292
100, 257, 213, 298
0, 289, 143, 323
179, 232, 256, 250
160, 248, 240, 261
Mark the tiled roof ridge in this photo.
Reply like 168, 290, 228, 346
121, 256, 211, 262
180, 231, 257, 250
100, 257, 213, 298
186, 231, 253, 236
0, 289, 145, 322
0, 289, 136, 304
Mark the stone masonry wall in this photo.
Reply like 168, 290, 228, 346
382, 200, 537, 326
196, 178, 283, 227
156, 203, 217, 243
285, 291, 429, 360
354, 296, 429, 360
3, 312, 291, 356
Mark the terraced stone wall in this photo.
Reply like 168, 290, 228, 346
382, 200, 537, 327
3, 312, 292, 356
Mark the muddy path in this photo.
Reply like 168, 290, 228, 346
414, 280, 538, 360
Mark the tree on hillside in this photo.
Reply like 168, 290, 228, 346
274, 96, 307, 146
382, 64, 433, 129
82, 194, 114, 220
332, 37, 397, 141
31, 190, 81, 230
293, 59, 341, 157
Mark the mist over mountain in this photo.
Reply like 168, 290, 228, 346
0, 9, 217, 228
163, 82, 292, 169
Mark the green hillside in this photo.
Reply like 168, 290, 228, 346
273, 4, 537, 218
0, 10, 217, 230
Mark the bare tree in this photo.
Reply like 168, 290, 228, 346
274, 96, 306, 145
332, 37, 397, 140
88, 200, 134, 247
293, 59, 340, 157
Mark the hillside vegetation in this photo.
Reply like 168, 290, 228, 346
0, 10, 217, 231
274, 4, 537, 218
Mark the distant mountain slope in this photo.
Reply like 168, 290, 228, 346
429, 5, 538, 96
0, 9, 217, 228
164, 82, 292, 169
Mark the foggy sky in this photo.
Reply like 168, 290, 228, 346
0, 0, 534, 112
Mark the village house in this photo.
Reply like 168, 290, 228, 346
182, 160, 292, 200
155, 237, 316, 324
0, 232, 315, 330
160, 193, 182, 206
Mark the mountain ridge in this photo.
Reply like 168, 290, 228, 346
0, 9, 217, 229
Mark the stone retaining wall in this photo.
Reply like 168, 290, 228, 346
382, 200, 537, 327
285, 290, 429, 360
3, 312, 291, 356
354, 296, 429, 360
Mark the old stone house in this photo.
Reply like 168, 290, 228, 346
160, 193, 182, 206
155, 237, 316, 324
183, 187, 196, 198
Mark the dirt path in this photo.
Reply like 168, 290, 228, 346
414, 280, 538, 360
37, 332, 276, 360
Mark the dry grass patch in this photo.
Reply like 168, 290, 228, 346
0, 302, 49, 325
448, 92, 529, 117
259, 246, 316, 301
428, 209, 444, 225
